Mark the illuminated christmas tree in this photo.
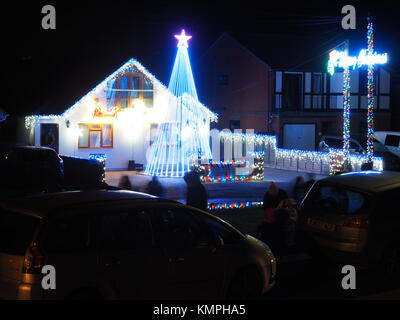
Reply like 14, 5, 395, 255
145, 30, 214, 177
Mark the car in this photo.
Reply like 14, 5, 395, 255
297, 171, 400, 273
318, 135, 400, 171
0, 146, 64, 196
374, 131, 400, 158
0, 190, 276, 300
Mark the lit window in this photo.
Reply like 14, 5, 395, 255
79, 124, 113, 149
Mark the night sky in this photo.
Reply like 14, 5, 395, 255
2, 1, 399, 119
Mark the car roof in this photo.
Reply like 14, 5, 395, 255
320, 171, 400, 193
13, 146, 55, 152
0, 190, 167, 219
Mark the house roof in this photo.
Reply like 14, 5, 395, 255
31, 59, 217, 121
204, 32, 357, 72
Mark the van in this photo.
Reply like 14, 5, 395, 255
297, 171, 400, 273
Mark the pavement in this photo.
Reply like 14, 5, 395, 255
105, 167, 326, 203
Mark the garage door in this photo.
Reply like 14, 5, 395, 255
283, 124, 316, 151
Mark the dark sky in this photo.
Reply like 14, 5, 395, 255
3, 0, 399, 116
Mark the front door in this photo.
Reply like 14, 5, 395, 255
40, 123, 59, 153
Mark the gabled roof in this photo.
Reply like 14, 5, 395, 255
30, 58, 217, 121
62, 58, 169, 118
203, 32, 351, 72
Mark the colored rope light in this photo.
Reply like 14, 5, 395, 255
207, 201, 263, 211
343, 67, 351, 161
366, 20, 375, 162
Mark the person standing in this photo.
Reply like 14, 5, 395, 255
262, 182, 288, 223
145, 176, 165, 197
184, 171, 208, 211
292, 176, 306, 203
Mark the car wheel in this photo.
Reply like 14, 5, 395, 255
226, 267, 262, 300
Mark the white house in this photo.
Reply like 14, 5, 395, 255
23, 59, 217, 171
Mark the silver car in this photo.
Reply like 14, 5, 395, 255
0, 190, 276, 300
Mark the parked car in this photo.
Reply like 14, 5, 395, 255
374, 131, 400, 158
60, 155, 106, 188
318, 135, 400, 171
0, 190, 276, 300
297, 171, 400, 273
0, 146, 64, 196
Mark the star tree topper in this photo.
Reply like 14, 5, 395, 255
175, 29, 192, 48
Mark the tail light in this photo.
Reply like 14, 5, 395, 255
23, 242, 45, 274
343, 216, 369, 229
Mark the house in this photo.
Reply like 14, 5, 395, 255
197, 33, 392, 151
23, 59, 216, 171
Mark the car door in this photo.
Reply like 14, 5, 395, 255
97, 205, 171, 299
149, 204, 227, 299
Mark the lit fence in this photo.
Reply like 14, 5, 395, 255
218, 132, 383, 176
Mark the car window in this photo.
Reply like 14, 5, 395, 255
99, 209, 153, 251
150, 207, 209, 248
43, 215, 92, 254
305, 184, 368, 215
198, 214, 243, 245
324, 138, 342, 150
0, 210, 39, 255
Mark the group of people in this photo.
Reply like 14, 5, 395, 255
259, 174, 315, 259
118, 170, 208, 211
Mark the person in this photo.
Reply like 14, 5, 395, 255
292, 176, 306, 203
277, 198, 298, 222
118, 175, 132, 190
184, 171, 208, 211
262, 182, 288, 223
145, 176, 165, 197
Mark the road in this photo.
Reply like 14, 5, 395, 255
263, 253, 400, 300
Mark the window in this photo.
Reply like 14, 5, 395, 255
119, 76, 129, 109
131, 76, 140, 99
99, 209, 153, 251
385, 135, 400, 147
313, 74, 322, 94
43, 215, 92, 254
78, 124, 113, 149
282, 74, 303, 111
150, 207, 209, 248
305, 184, 368, 215
199, 214, 243, 245
105, 72, 154, 109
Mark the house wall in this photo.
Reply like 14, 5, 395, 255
30, 81, 171, 171
197, 34, 273, 133
273, 68, 392, 150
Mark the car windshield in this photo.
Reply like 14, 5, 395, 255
304, 184, 368, 215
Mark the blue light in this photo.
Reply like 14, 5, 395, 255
146, 30, 213, 177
